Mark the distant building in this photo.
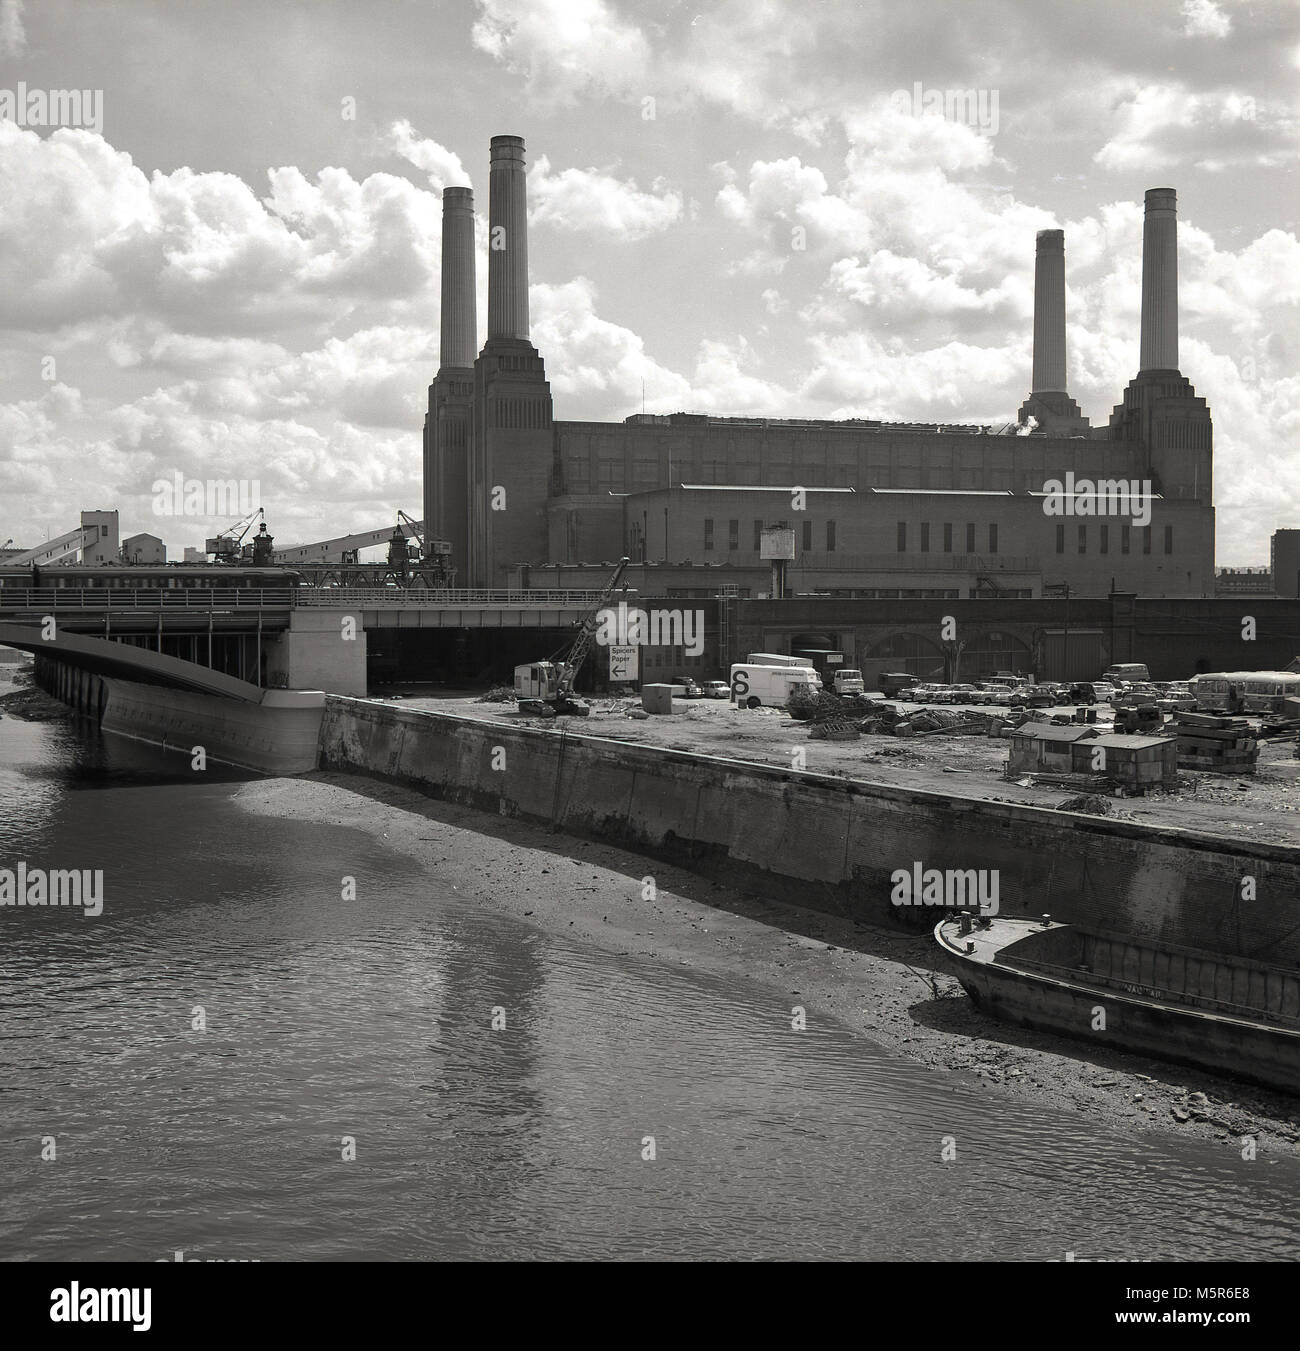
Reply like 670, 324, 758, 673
1215, 566, 1273, 596
426, 148, 1214, 599
1272, 530, 1300, 599
121, 532, 166, 564
183, 547, 206, 563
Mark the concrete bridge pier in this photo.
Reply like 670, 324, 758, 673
261, 610, 367, 697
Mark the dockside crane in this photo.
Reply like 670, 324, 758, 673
206, 508, 265, 564
514, 557, 631, 718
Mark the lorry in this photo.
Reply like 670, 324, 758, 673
745, 653, 815, 668
730, 662, 823, 708
832, 668, 865, 696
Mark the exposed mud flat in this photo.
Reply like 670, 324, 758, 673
237, 770, 1300, 1157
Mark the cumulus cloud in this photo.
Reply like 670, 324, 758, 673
528, 156, 683, 239
471, 0, 651, 106
0, 121, 440, 334
1094, 85, 1290, 173
386, 120, 471, 191
1181, 0, 1232, 39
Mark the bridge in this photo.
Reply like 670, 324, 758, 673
0, 584, 620, 699
0, 622, 266, 700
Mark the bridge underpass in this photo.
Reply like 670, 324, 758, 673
0, 623, 268, 706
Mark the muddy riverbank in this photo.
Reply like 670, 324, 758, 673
237, 770, 1300, 1157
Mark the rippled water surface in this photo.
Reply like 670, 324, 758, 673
2, 681, 1299, 1261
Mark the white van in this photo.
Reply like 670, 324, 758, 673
1103, 663, 1150, 685
833, 668, 865, 695
730, 662, 822, 708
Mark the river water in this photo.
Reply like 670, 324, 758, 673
2, 675, 1298, 1262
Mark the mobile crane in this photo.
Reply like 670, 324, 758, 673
513, 557, 631, 718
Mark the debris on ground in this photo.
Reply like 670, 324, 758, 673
475, 685, 518, 703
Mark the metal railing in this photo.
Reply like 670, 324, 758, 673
292, 587, 611, 607
0, 587, 297, 610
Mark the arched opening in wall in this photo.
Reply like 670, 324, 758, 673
863, 632, 944, 680
790, 632, 842, 681
961, 630, 1034, 681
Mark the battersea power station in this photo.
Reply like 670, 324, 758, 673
422, 137, 1243, 684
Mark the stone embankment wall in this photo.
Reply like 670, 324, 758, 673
320, 698, 1300, 965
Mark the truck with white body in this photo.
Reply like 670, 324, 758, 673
730, 662, 823, 708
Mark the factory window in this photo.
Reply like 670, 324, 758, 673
728, 519, 739, 551
988, 523, 998, 554
943, 523, 953, 553
1100, 523, 1109, 554
1164, 525, 1173, 555
897, 522, 907, 552
597, 459, 621, 488
1143, 526, 1152, 555
826, 520, 836, 552
753, 520, 763, 552
966, 523, 976, 554
802, 520, 813, 552
704, 519, 713, 552
837, 467, 851, 487
1056, 523, 1065, 554
1077, 524, 1086, 554
1122, 523, 1131, 554
920, 523, 930, 553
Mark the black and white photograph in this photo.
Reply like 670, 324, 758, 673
0, 0, 1296, 1310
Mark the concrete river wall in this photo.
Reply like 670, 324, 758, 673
320, 698, 1300, 966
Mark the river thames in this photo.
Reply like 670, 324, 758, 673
2, 682, 1298, 1262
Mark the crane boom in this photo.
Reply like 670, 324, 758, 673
514, 556, 632, 717
557, 556, 631, 695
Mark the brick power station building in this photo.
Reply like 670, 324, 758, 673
425, 138, 1214, 607
416, 138, 1284, 686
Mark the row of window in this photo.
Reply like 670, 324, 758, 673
697, 518, 1175, 559
898, 523, 996, 554
703, 519, 837, 553
1055, 523, 1173, 555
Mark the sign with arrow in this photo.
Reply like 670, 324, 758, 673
609, 644, 638, 682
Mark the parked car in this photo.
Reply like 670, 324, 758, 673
946, 684, 980, 705
1011, 685, 1057, 708
701, 680, 730, 699
916, 683, 951, 704
672, 675, 703, 698
1090, 681, 1118, 704
1160, 681, 1197, 711
1068, 682, 1098, 705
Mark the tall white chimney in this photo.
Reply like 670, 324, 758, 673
487, 135, 529, 341
439, 186, 477, 368
1139, 188, 1179, 372
1031, 229, 1067, 394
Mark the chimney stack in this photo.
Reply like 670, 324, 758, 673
1031, 229, 1067, 394
1139, 188, 1178, 372
439, 187, 477, 369
487, 135, 529, 341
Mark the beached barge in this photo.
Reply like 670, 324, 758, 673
935, 915, 1300, 1095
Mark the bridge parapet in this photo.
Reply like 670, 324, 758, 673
293, 587, 610, 607
0, 587, 296, 613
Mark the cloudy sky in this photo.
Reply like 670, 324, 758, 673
0, 0, 1295, 564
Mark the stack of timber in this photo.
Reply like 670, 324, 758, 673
1172, 712, 1259, 774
